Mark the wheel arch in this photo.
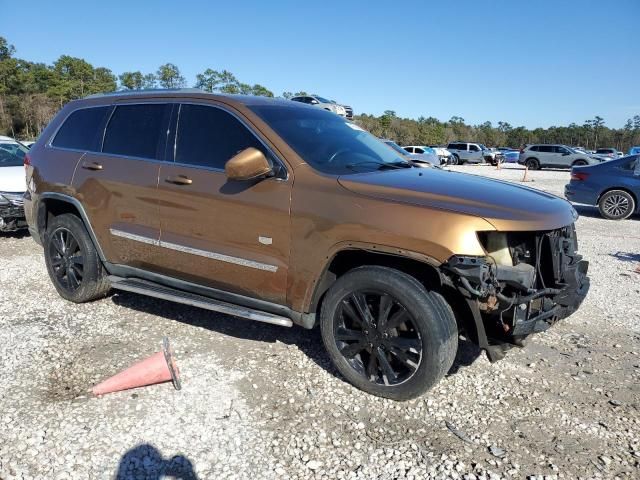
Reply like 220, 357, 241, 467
307, 246, 444, 315
38, 193, 106, 261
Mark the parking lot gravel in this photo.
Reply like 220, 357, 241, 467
1, 163, 639, 479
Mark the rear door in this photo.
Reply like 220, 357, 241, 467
536, 145, 554, 166
155, 102, 292, 304
71, 102, 172, 269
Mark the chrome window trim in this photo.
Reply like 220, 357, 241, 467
110, 228, 278, 273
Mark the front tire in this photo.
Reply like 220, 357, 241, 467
319, 266, 458, 400
525, 158, 540, 170
44, 213, 110, 302
598, 190, 635, 220
572, 160, 588, 166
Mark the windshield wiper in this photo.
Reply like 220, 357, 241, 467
345, 160, 412, 171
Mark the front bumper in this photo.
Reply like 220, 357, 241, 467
564, 183, 598, 206
0, 203, 27, 231
510, 259, 589, 336
444, 224, 590, 352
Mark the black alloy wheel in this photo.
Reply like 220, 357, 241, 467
334, 290, 422, 386
48, 227, 84, 292
44, 213, 110, 302
320, 266, 458, 400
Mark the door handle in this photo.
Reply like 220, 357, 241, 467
81, 161, 103, 171
165, 175, 193, 185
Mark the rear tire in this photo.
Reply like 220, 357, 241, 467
44, 213, 110, 302
319, 266, 458, 400
525, 158, 540, 170
598, 190, 635, 220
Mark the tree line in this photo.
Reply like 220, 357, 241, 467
1, 36, 639, 151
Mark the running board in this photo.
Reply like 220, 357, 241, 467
108, 276, 293, 328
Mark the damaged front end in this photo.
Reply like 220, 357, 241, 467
443, 225, 590, 361
0, 192, 27, 232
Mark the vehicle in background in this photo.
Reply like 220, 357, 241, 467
331, 101, 353, 120
429, 145, 453, 164
0, 135, 29, 160
25, 90, 590, 400
385, 141, 438, 166
518, 144, 604, 170
0, 145, 28, 232
628, 146, 640, 156
446, 142, 504, 166
502, 150, 519, 163
290, 95, 346, 117
565, 155, 640, 220
497, 147, 517, 153
594, 148, 623, 159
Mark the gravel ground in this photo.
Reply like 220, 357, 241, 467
1, 163, 639, 480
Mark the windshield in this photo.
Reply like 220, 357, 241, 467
0, 148, 24, 167
250, 105, 411, 174
0, 141, 28, 160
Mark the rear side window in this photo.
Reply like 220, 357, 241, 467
103, 104, 170, 160
52, 106, 110, 151
538, 145, 554, 153
175, 104, 263, 170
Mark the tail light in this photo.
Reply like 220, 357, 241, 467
571, 172, 589, 181
519, 148, 524, 154
24, 153, 31, 167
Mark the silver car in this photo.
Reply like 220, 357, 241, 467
518, 144, 603, 170
290, 95, 347, 117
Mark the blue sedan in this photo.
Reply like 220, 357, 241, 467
565, 155, 640, 220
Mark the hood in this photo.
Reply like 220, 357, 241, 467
338, 168, 577, 231
0, 166, 26, 192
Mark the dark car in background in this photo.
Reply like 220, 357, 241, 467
565, 155, 640, 220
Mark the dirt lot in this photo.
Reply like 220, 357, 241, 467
1, 163, 639, 480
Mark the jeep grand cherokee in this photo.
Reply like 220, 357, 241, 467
24, 90, 590, 400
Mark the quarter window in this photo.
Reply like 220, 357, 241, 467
175, 104, 264, 170
52, 106, 110, 151
103, 104, 170, 160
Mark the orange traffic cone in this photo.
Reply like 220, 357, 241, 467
92, 337, 181, 396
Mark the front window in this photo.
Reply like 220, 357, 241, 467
0, 148, 24, 167
313, 96, 332, 104
0, 141, 28, 160
250, 105, 411, 175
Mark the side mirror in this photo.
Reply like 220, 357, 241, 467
225, 147, 273, 181
310, 99, 319, 105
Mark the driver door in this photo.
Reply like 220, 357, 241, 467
154, 103, 292, 304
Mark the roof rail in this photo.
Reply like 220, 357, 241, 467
84, 88, 205, 99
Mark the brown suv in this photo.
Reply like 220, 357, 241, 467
24, 90, 590, 400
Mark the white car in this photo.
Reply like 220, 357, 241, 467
290, 95, 347, 117
383, 140, 439, 166
0, 136, 28, 231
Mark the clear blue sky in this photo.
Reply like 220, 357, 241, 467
3, 0, 639, 128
